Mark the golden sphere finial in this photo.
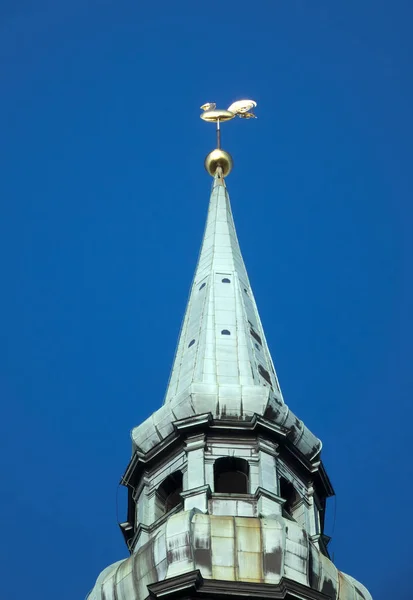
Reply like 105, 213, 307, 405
204, 149, 233, 178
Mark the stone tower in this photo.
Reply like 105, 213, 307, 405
88, 109, 372, 600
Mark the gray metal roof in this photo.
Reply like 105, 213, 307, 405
88, 511, 372, 600
131, 175, 321, 461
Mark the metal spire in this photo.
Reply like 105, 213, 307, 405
162, 98, 280, 406
131, 100, 321, 460
163, 173, 283, 407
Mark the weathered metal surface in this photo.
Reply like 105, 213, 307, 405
87, 512, 372, 600
209, 496, 257, 517
130, 175, 322, 463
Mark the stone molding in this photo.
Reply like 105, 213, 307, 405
147, 570, 331, 600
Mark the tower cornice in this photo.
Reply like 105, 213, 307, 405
147, 570, 332, 600
121, 412, 333, 500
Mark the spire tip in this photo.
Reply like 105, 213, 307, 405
204, 149, 233, 178
200, 99, 257, 176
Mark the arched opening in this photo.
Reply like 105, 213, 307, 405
279, 477, 299, 520
156, 471, 183, 516
214, 457, 249, 494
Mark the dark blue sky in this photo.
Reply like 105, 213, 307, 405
1, 2, 412, 598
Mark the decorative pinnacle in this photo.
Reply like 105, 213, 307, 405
200, 99, 257, 149
200, 99, 257, 177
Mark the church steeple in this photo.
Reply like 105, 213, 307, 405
131, 101, 321, 460
87, 101, 372, 600
166, 99, 277, 403
165, 172, 282, 404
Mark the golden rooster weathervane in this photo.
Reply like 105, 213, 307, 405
200, 99, 257, 178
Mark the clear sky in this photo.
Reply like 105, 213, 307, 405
1, 2, 412, 598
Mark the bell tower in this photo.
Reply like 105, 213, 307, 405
87, 101, 372, 600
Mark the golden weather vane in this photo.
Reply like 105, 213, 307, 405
200, 99, 257, 178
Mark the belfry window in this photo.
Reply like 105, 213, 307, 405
214, 457, 249, 494
279, 477, 299, 521
156, 471, 183, 516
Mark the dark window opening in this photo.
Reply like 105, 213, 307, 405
250, 328, 262, 345
315, 494, 326, 533
188, 339, 195, 348
258, 364, 272, 387
221, 329, 231, 335
199, 282, 206, 290
214, 457, 249, 494
313, 504, 321, 535
255, 343, 260, 351
222, 278, 231, 283
157, 471, 183, 514
280, 477, 299, 521
244, 288, 248, 294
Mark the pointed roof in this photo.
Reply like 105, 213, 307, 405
132, 174, 321, 461
165, 174, 282, 402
